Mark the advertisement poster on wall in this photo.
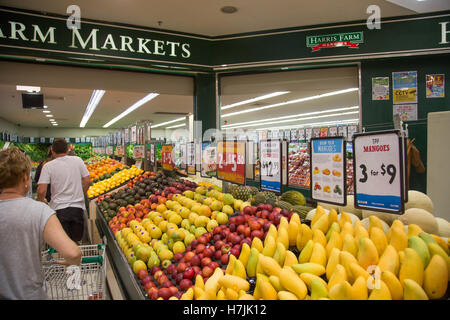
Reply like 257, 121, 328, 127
393, 71, 417, 104
372, 77, 390, 100
426, 74, 445, 98
201, 142, 217, 178
393, 104, 418, 121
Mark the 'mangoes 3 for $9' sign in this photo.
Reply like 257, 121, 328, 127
216, 141, 246, 185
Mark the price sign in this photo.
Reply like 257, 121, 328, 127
115, 145, 124, 156
179, 143, 187, 169
217, 141, 246, 185
310, 137, 346, 205
260, 140, 282, 193
305, 128, 312, 140
133, 145, 145, 159
338, 126, 347, 138
291, 129, 298, 141
187, 142, 196, 175
201, 142, 217, 178
150, 144, 155, 164
353, 130, 404, 213
130, 126, 137, 144
162, 145, 174, 171
106, 146, 114, 155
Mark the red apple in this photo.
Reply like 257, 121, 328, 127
154, 270, 163, 279
257, 204, 265, 212
137, 269, 148, 280
158, 288, 172, 300
166, 263, 177, 275
229, 224, 236, 232
191, 240, 198, 248
230, 247, 240, 257
244, 226, 251, 237
157, 275, 168, 286
273, 213, 281, 225
183, 267, 195, 279
141, 275, 152, 286
202, 266, 214, 277
213, 226, 222, 235
280, 209, 290, 217
214, 250, 222, 260
221, 245, 231, 254
179, 279, 193, 291
264, 204, 273, 212
214, 240, 225, 251
251, 229, 264, 239
249, 220, 261, 231
263, 221, 272, 232
213, 234, 221, 242
192, 266, 201, 274
174, 291, 183, 299
236, 216, 245, 225
231, 234, 241, 245
201, 257, 212, 267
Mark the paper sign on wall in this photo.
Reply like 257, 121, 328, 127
372, 77, 390, 100
393, 71, 417, 104
393, 104, 418, 121
426, 74, 445, 98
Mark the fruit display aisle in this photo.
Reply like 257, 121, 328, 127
94, 169, 449, 300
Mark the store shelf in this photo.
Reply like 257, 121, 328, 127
95, 206, 146, 300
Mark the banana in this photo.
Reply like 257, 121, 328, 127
399, 248, 424, 286
357, 237, 379, 270
370, 227, 388, 257
311, 279, 329, 300
389, 226, 408, 252
296, 224, 313, 251
279, 267, 308, 299
291, 263, 326, 276
269, 275, 284, 291
381, 270, 403, 300
262, 235, 277, 257
260, 279, 278, 300
328, 281, 353, 300
298, 239, 314, 263
326, 230, 343, 258
238, 243, 251, 268
328, 264, 347, 290
408, 236, 431, 268
340, 221, 354, 243
338, 211, 352, 230
309, 242, 327, 267
407, 224, 424, 237
283, 250, 298, 267
325, 222, 341, 242
328, 209, 338, 226
276, 227, 290, 251
273, 242, 287, 266
312, 211, 329, 234
194, 287, 205, 299
326, 248, 341, 280
312, 229, 327, 248
368, 280, 392, 300
403, 279, 428, 300
351, 276, 368, 300
259, 255, 282, 277
251, 237, 264, 252
278, 291, 299, 300
423, 254, 448, 299
299, 272, 328, 291
311, 205, 326, 227
378, 245, 400, 276
288, 221, 300, 247
342, 233, 358, 257
256, 253, 264, 275
427, 243, 450, 279
246, 248, 259, 277
232, 259, 247, 279
226, 254, 237, 275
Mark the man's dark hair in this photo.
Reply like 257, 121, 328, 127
52, 138, 68, 154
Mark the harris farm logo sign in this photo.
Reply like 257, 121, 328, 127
306, 31, 364, 52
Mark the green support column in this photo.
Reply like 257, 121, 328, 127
194, 73, 218, 138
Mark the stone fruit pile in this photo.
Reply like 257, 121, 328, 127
86, 157, 126, 183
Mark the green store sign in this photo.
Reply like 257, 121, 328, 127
306, 32, 364, 52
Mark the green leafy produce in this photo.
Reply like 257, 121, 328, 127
72, 143, 92, 161
11, 143, 48, 161
126, 144, 134, 158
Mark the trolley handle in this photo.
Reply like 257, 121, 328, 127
47, 244, 105, 266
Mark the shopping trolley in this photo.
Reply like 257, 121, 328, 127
41, 244, 106, 300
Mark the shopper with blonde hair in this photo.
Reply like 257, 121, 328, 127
0, 147, 81, 300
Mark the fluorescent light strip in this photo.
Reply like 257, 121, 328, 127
46, 115, 53, 117
166, 123, 186, 129
221, 91, 290, 110
248, 119, 360, 131
151, 117, 185, 128
80, 90, 106, 128
225, 111, 359, 130
43, 110, 50, 113
222, 88, 359, 117
103, 93, 159, 128
16, 85, 40, 92
223, 106, 359, 128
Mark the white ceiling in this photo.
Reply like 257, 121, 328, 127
0, 0, 432, 37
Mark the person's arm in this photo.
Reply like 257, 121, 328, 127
43, 215, 81, 266
37, 184, 48, 203
82, 176, 91, 194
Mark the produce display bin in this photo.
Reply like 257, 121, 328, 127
95, 205, 146, 300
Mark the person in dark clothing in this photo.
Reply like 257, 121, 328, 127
34, 148, 53, 203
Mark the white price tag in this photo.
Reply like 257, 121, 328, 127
353, 131, 404, 213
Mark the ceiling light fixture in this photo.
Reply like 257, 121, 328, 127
103, 93, 159, 128
221, 6, 238, 14
43, 105, 48, 109
224, 111, 359, 129
151, 117, 185, 128
52, 123, 58, 126
223, 106, 359, 128
166, 123, 186, 129
247, 118, 360, 132
80, 89, 106, 128
43, 110, 51, 113
16, 85, 40, 92
221, 91, 290, 110
46, 114, 53, 117
222, 88, 359, 117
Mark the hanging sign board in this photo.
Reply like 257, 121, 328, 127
291, 129, 298, 142
195, 142, 202, 172
201, 142, 217, 178
260, 140, 282, 193
161, 145, 174, 171
329, 127, 338, 137
187, 142, 196, 175
246, 141, 256, 180
353, 130, 404, 213
106, 145, 114, 155
216, 140, 246, 185
305, 128, 313, 140
179, 143, 187, 170
115, 145, 124, 157
282, 140, 288, 186
338, 126, 347, 138
149, 144, 155, 164
310, 137, 346, 205
133, 145, 145, 159
131, 126, 137, 144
